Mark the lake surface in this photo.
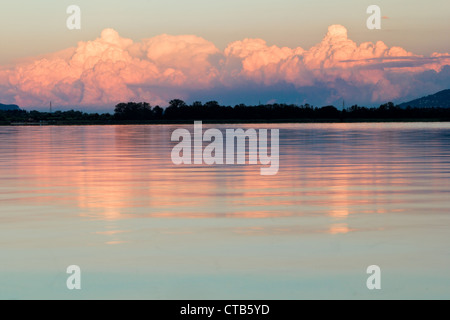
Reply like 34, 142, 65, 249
1, 123, 450, 299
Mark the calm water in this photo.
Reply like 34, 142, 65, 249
1, 123, 450, 299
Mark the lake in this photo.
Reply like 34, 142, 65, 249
1, 123, 450, 299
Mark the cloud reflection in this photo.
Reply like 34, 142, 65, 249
2, 124, 450, 229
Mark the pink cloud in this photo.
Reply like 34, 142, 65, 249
0, 25, 449, 110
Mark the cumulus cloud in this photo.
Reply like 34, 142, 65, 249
0, 25, 449, 110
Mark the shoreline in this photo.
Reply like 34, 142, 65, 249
2, 118, 450, 126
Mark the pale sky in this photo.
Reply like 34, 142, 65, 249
1, 0, 449, 65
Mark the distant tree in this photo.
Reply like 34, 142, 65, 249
318, 105, 339, 118
204, 101, 220, 108
379, 102, 395, 110
168, 99, 187, 108
349, 104, 360, 112
153, 105, 163, 119
114, 102, 153, 120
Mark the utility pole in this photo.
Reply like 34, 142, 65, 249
50, 101, 52, 113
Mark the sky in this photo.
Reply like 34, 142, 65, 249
0, 0, 449, 111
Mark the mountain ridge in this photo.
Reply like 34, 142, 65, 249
0, 103, 21, 111
399, 89, 450, 109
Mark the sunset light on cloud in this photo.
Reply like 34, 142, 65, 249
1, 25, 450, 110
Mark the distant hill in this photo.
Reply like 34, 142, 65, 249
399, 89, 450, 109
0, 103, 21, 111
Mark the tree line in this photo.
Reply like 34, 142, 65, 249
1, 100, 450, 124
113, 100, 450, 121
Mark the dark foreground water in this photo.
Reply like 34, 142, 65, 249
0, 123, 449, 299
